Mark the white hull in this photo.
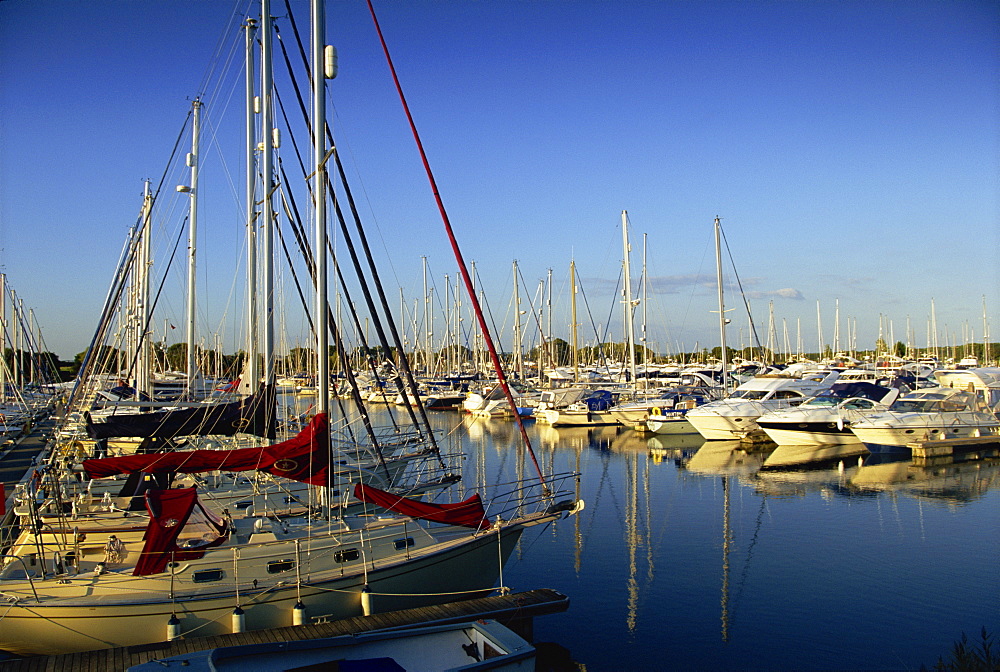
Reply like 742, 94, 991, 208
850, 413, 1000, 450
685, 411, 766, 440
645, 416, 697, 435
0, 524, 524, 656
758, 423, 861, 446
540, 408, 617, 427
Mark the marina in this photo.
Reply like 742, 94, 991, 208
0, 1, 997, 670
0, 402, 997, 669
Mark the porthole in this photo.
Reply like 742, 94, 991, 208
267, 559, 295, 574
334, 549, 360, 563
192, 569, 225, 583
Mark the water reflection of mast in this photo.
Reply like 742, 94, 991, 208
626, 448, 639, 632
721, 475, 732, 642
574, 439, 583, 573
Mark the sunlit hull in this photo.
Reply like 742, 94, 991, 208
0, 523, 525, 656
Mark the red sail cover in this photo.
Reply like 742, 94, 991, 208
354, 483, 491, 530
83, 413, 331, 486
134, 487, 228, 576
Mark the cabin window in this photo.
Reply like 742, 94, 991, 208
334, 549, 360, 563
774, 390, 803, 399
235, 500, 254, 510
267, 559, 295, 574
192, 569, 225, 583
394, 537, 415, 550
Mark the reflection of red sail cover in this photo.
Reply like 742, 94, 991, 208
83, 414, 330, 486
134, 487, 228, 576
354, 482, 491, 530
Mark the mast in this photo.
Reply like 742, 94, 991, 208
816, 300, 823, 359
546, 267, 553, 376
767, 301, 776, 364
244, 17, 259, 392
930, 298, 938, 360
184, 99, 201, 398
621, 211, 637, 386
641, 233, 648, 379
714, 217, 729, 394
833, 298, 841, 356
261, 0, 277, 403
513, 260, 523, 380
983, 296, 991, 365
312, 0, 331, 417
136, 180, 153, 400
422, 256, 430, 373
570, 259, 579, 383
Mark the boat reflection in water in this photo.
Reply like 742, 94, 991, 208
678, 441, 770, 643
683, 440, 768, 477
761, 441, 868, 471
354, 407, 998, 670
850, 451, 1000, 504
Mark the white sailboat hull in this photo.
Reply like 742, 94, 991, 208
0, 525, 524, 656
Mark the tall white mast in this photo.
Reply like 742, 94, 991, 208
621, 211, 637, 386
422, 256, 430, 372
513, 259, 523, 379
312, 0, 330, 417
833, 298, 841, 356
816, 300, 823, 359
136, 180, 153, 399
983, 296, 991, 365
714, 217, 729, 394
546, 267, 553, 374
571, 259, 579, 383
244, 17, 259, 392
261, 0, 276, 396
641, 233, 648, 376
183, 99, 201, 398
930, 298, 938, 360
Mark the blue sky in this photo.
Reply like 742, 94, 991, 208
1, 0, 997, 363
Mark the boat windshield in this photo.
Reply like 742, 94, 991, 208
800, 395, 841, 408
888, 391, 977, 413
729, 389, 769, 400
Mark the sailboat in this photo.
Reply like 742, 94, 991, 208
0, 0, 581, 656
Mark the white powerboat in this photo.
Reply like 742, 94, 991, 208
849, 369, 1000, 454
685, 370, 841, 441
757, 382, 902, 447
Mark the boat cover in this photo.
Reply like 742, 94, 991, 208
823, 382, 894, 402
353, 482, 491, 530
82, 413, 331, 486
85, 385, 276, 440
135, 486, 228, 576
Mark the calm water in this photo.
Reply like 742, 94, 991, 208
325, 400, 999, 670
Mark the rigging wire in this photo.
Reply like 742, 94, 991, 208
719, 225, 767, 364
366, 0, 547, 490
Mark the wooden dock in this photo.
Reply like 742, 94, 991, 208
909, 435, 1000, 464
0, 588, 570, 671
